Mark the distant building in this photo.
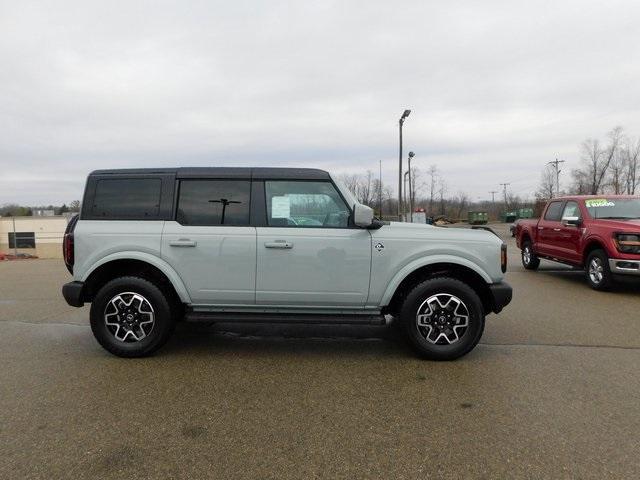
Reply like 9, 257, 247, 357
33, 209, 56, 217
0, 216, 69, 259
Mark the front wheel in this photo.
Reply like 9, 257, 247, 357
586, 249, 613, 291
90, 276, 177, 357
400, 277, 485, 360
521, 241, 540, 270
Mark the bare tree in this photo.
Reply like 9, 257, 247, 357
438, 179, 447, 216
569, 167, 590, 194
339, 174, 359, 198
608, 150, 625, 194
409, 166, 424, 213
339, 171, 381, 208
536, 165, 556, 200
358, 170, 375, 206
426, 165, 438, 216
621, 137, 640, 194
452, 191, 469, 219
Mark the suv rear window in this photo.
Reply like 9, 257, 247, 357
92, 178, 161, 218
177, 180, 251, 226
544, 201, 564, 221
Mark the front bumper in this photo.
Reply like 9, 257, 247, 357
488, 281, 512, 313
62, 281, 84, 307
608, 259, 640, 276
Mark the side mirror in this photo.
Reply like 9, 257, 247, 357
562, 216, 581, 226
353, 203, 374, 227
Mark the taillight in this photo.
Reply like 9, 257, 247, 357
63, 215, 79, 274
63, 233, 74, 273
501, 243, 507, 273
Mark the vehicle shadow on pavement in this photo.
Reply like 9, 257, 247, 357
161, 321, 420, 359
534, 267, 640, 294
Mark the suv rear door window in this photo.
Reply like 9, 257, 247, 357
177, 180, 251, 226
264, 181, 350, 228
92, 178, 161, 218
544, 201, 564, 221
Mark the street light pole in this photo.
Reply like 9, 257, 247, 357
398, 109, 411, 221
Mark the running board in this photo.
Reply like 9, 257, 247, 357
184, 311, 386, 326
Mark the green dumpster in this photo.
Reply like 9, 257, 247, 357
468, 211, 488, 225
502, 211, 517, 223
518, 208, 534, 219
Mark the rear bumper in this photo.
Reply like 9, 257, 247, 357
488, 281, 512, 313
62, 281, 84, 307
609, 259, 640, 276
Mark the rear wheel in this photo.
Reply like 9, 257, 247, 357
90, 276, 177, 357
400, 277, 485, 361
586, 249, 613, 291
521, 241, 540, 270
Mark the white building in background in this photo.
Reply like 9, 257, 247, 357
0, 216, 70, 259
33, 209, 56, 217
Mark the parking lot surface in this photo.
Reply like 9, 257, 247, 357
1, 224, 639, 479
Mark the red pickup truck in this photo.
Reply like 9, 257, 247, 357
515, 195, 640, 290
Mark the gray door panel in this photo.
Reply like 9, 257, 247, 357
256, 227, 371, 306
162, 221, 256, 305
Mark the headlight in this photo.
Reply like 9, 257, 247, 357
615, 234, 640, 254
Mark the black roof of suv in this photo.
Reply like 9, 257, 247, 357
89, 167, 331, 180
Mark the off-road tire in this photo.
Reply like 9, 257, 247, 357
90, 276, 177, 357
400, 277, 485, 361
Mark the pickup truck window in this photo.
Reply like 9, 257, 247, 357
561, 201, 581, 219
177, 180, 251, 226
544, 201, 564, 221
265, 181, 349, 228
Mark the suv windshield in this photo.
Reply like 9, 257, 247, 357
584, 198, 640, 219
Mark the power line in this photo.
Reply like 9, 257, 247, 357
489, 191, 497, 203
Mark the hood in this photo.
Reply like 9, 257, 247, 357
591, 218, 640, 231
376, 221, 500, 242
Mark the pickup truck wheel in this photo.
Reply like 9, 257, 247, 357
586, 250, 613, 291
90, 276, 176, 357
521, 241, 540, 270
400, 277, 485, 361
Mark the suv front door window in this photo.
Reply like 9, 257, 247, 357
265, 181, 350, 228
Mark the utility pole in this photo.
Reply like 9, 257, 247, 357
378, 159, 383, 219
12, 216, 17, 257
404, 171, 410, 220
407, 151, 415, 219
547, 158, 565, 197
398, 109, 411, 221
489, 191, 497, 203
499, 183, 510, 207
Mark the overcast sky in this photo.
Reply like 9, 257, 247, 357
1, 0, 640, 205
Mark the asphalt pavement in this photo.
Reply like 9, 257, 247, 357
1, 224, 639, 479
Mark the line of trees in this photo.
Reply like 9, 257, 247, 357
0, 200, 80, 217
339, 167, 528, 221
538, 126, 640, 199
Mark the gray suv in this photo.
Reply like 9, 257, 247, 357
62, 167, 511, 359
